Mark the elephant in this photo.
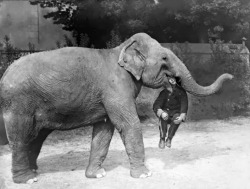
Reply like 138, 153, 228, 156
0, 33, 233, 183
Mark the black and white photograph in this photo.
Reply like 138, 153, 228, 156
0, 0, 250, 188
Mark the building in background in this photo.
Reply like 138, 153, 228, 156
0, 0, 72, 50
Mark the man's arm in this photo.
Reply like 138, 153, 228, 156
153, 90, 167, 117
179, 88, 188, 122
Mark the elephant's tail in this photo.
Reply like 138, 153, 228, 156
0, 88, 8, 145
0, 108, 8, 145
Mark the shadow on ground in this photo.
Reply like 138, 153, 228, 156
37, 144, 230, 175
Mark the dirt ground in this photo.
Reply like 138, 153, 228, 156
0, 116, 250, 189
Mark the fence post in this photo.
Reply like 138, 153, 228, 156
241, 37, 249, 67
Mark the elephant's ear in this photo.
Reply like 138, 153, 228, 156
118, 40, 146, 80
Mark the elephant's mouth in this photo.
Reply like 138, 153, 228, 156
143, 75, 164, 88
143, 69, 173, 89
151, 73, 170, 88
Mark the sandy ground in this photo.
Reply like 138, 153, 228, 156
0, 116, 250, 189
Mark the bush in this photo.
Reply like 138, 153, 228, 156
185, 40, 250, 119
106, 30, 122, 48
0, 35, 21, 77
209, 40, 250, 116
0, 35, 37, 78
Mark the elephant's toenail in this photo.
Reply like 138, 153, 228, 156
26, 177, 38, 184
96, 174, 103, 178
139, 172, 152, 178
139, 174, 147, 178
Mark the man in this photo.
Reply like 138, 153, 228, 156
153, 77, 188, 149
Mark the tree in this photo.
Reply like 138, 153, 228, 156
30, 0, 158, 48
174, 0, 250, 43
30, 0, 250, 48
31, 0, 127, 47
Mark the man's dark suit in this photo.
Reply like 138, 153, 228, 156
153, 85, 188, 140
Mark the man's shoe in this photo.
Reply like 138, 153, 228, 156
158, 139, 165, 149
166, 138, 171, 148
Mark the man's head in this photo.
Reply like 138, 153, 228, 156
168, 77, 176, 85
163, 77, 177, 92
166, 77, 183, 92
164, 77, 182, 92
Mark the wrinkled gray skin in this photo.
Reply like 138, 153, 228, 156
0, 33, 233, 183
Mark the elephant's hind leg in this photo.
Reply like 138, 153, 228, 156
3, 111, 38, 183
86, 119, 114, 178
28, 128, 53, 171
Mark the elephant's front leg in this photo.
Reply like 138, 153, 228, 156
104, 98, 152, 178
85, 119, 114, 178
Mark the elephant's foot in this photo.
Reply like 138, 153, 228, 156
29, 162, 38, 172
13, 169, 38, 184
26, 177, 38, 184
130, 166, 152, 178
27, 153, 39, 175
85, 166, 106, 178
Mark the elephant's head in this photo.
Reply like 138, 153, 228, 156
117, 33, 233, 96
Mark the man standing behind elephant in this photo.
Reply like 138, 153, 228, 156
153, 77, 188, 149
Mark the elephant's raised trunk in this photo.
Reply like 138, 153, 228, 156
174, 57, 233, 96
180, 72, 233, 96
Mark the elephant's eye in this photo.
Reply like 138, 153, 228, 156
162, 56, 168, 61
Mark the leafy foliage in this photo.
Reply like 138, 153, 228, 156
0, 35, 36, 77
0, 35, 21, 73
63, 34, 74, 47
209, 40, 250, 115
175, 0, 250, 42
106, 30, 122, 48
30, 0, 250, 48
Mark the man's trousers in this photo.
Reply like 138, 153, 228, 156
159, 113, 180, 140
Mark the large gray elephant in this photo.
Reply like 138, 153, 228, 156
0, 33, 233, 183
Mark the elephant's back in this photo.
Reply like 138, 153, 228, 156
0, 47, 105, 104
0, 48, 86, 89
